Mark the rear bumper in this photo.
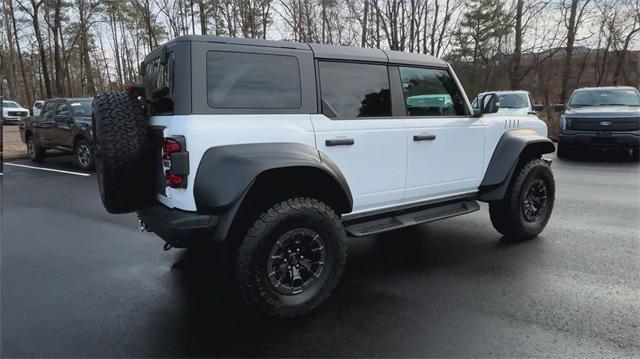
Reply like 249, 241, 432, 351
559, 131, 640, 149
137, 204, 220, 248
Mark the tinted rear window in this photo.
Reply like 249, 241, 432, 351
319, 61, 391, 118
206, 51, 301, 109
69, 100, 93, 117
143, 52, 175, 114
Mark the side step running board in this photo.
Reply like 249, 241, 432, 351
344, 200, 480, 237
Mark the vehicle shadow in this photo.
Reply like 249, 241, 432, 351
11, 151, 91, 172
155, 220, 528, 356
558, 148, 638, 163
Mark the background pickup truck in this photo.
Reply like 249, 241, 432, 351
472, 90, 543, 116
19, 97, 95, 170
555, 86, 640, 160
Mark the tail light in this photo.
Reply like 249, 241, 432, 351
162, 137, 188, 188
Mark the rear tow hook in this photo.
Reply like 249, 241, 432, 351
137, 217, 148, 232
137, 217, 172, 251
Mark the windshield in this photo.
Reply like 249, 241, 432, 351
497, 93, 529, 108
69, 100, 93, 117
3, 101, 20, 108
569, 89, 640, 107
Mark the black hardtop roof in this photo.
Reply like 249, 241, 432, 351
150, 35, 449, 68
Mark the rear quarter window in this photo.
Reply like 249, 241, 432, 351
143, 52, 175, 114
206, 51, 301, 109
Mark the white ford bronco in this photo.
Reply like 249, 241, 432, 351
92, 36, 556, 318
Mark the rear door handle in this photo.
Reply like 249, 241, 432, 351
413, 134, 436, 141
326, 138, 354, 146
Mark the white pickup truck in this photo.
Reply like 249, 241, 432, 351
473, 90, 544, 116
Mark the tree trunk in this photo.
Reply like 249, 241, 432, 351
198, 0, 207, 34
597, 41, 609, 86
510, 0, 523, 89
110, 14, 123, 86
28, 0, 53, 99
2, 0, 17, 99
613, 27, 640, 85
560, 0, 579, 104
361, 0, 369, 47
52, 0, 63, 96
9, 0, 33, 105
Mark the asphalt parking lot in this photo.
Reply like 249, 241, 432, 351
2, 149, 639, 357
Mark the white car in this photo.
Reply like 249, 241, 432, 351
2, 100, 30, 124
32, 100, 45, 116
91, 36, 556, 319
472, 90, 543, 116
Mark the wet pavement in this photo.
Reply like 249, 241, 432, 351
2, 150, 639, 357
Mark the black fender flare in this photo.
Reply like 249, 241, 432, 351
193, 142, 353, 214
478, 129, 555, 201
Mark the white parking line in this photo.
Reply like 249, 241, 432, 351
4, 163, 91, 177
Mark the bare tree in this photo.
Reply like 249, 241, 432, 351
17, 0, 52, 98
559, 0, 592, 104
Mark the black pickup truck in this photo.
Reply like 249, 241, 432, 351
556, 87, 640, 160
19, 98, 95, 170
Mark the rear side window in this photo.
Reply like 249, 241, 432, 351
206, 51, 301, 109
399, 67, 469, 116
319, 61, 391, 118
69, 100, 92, 117
42, 102, 56, 119
143, 52, 175, 114
56, 103, 69, 116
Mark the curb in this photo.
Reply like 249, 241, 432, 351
1, 152, 29, 161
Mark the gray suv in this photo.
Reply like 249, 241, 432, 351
556, 87, 640, 159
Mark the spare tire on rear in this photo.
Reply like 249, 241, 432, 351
92, 92, 154, 214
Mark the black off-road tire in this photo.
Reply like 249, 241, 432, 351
26, 134, 45, 163
231, 197, 347, 319
75, 138, 95, 171
489, 158, 555, 242
92, 92, 153, 213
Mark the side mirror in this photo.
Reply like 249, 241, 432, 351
553, 104, 565, 112
479, 93, 500, 115
532, 104, 544, 112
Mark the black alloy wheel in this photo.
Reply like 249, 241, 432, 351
266, 228, 327, 295
521, 179, 548, 223
76, 141, 93, 170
